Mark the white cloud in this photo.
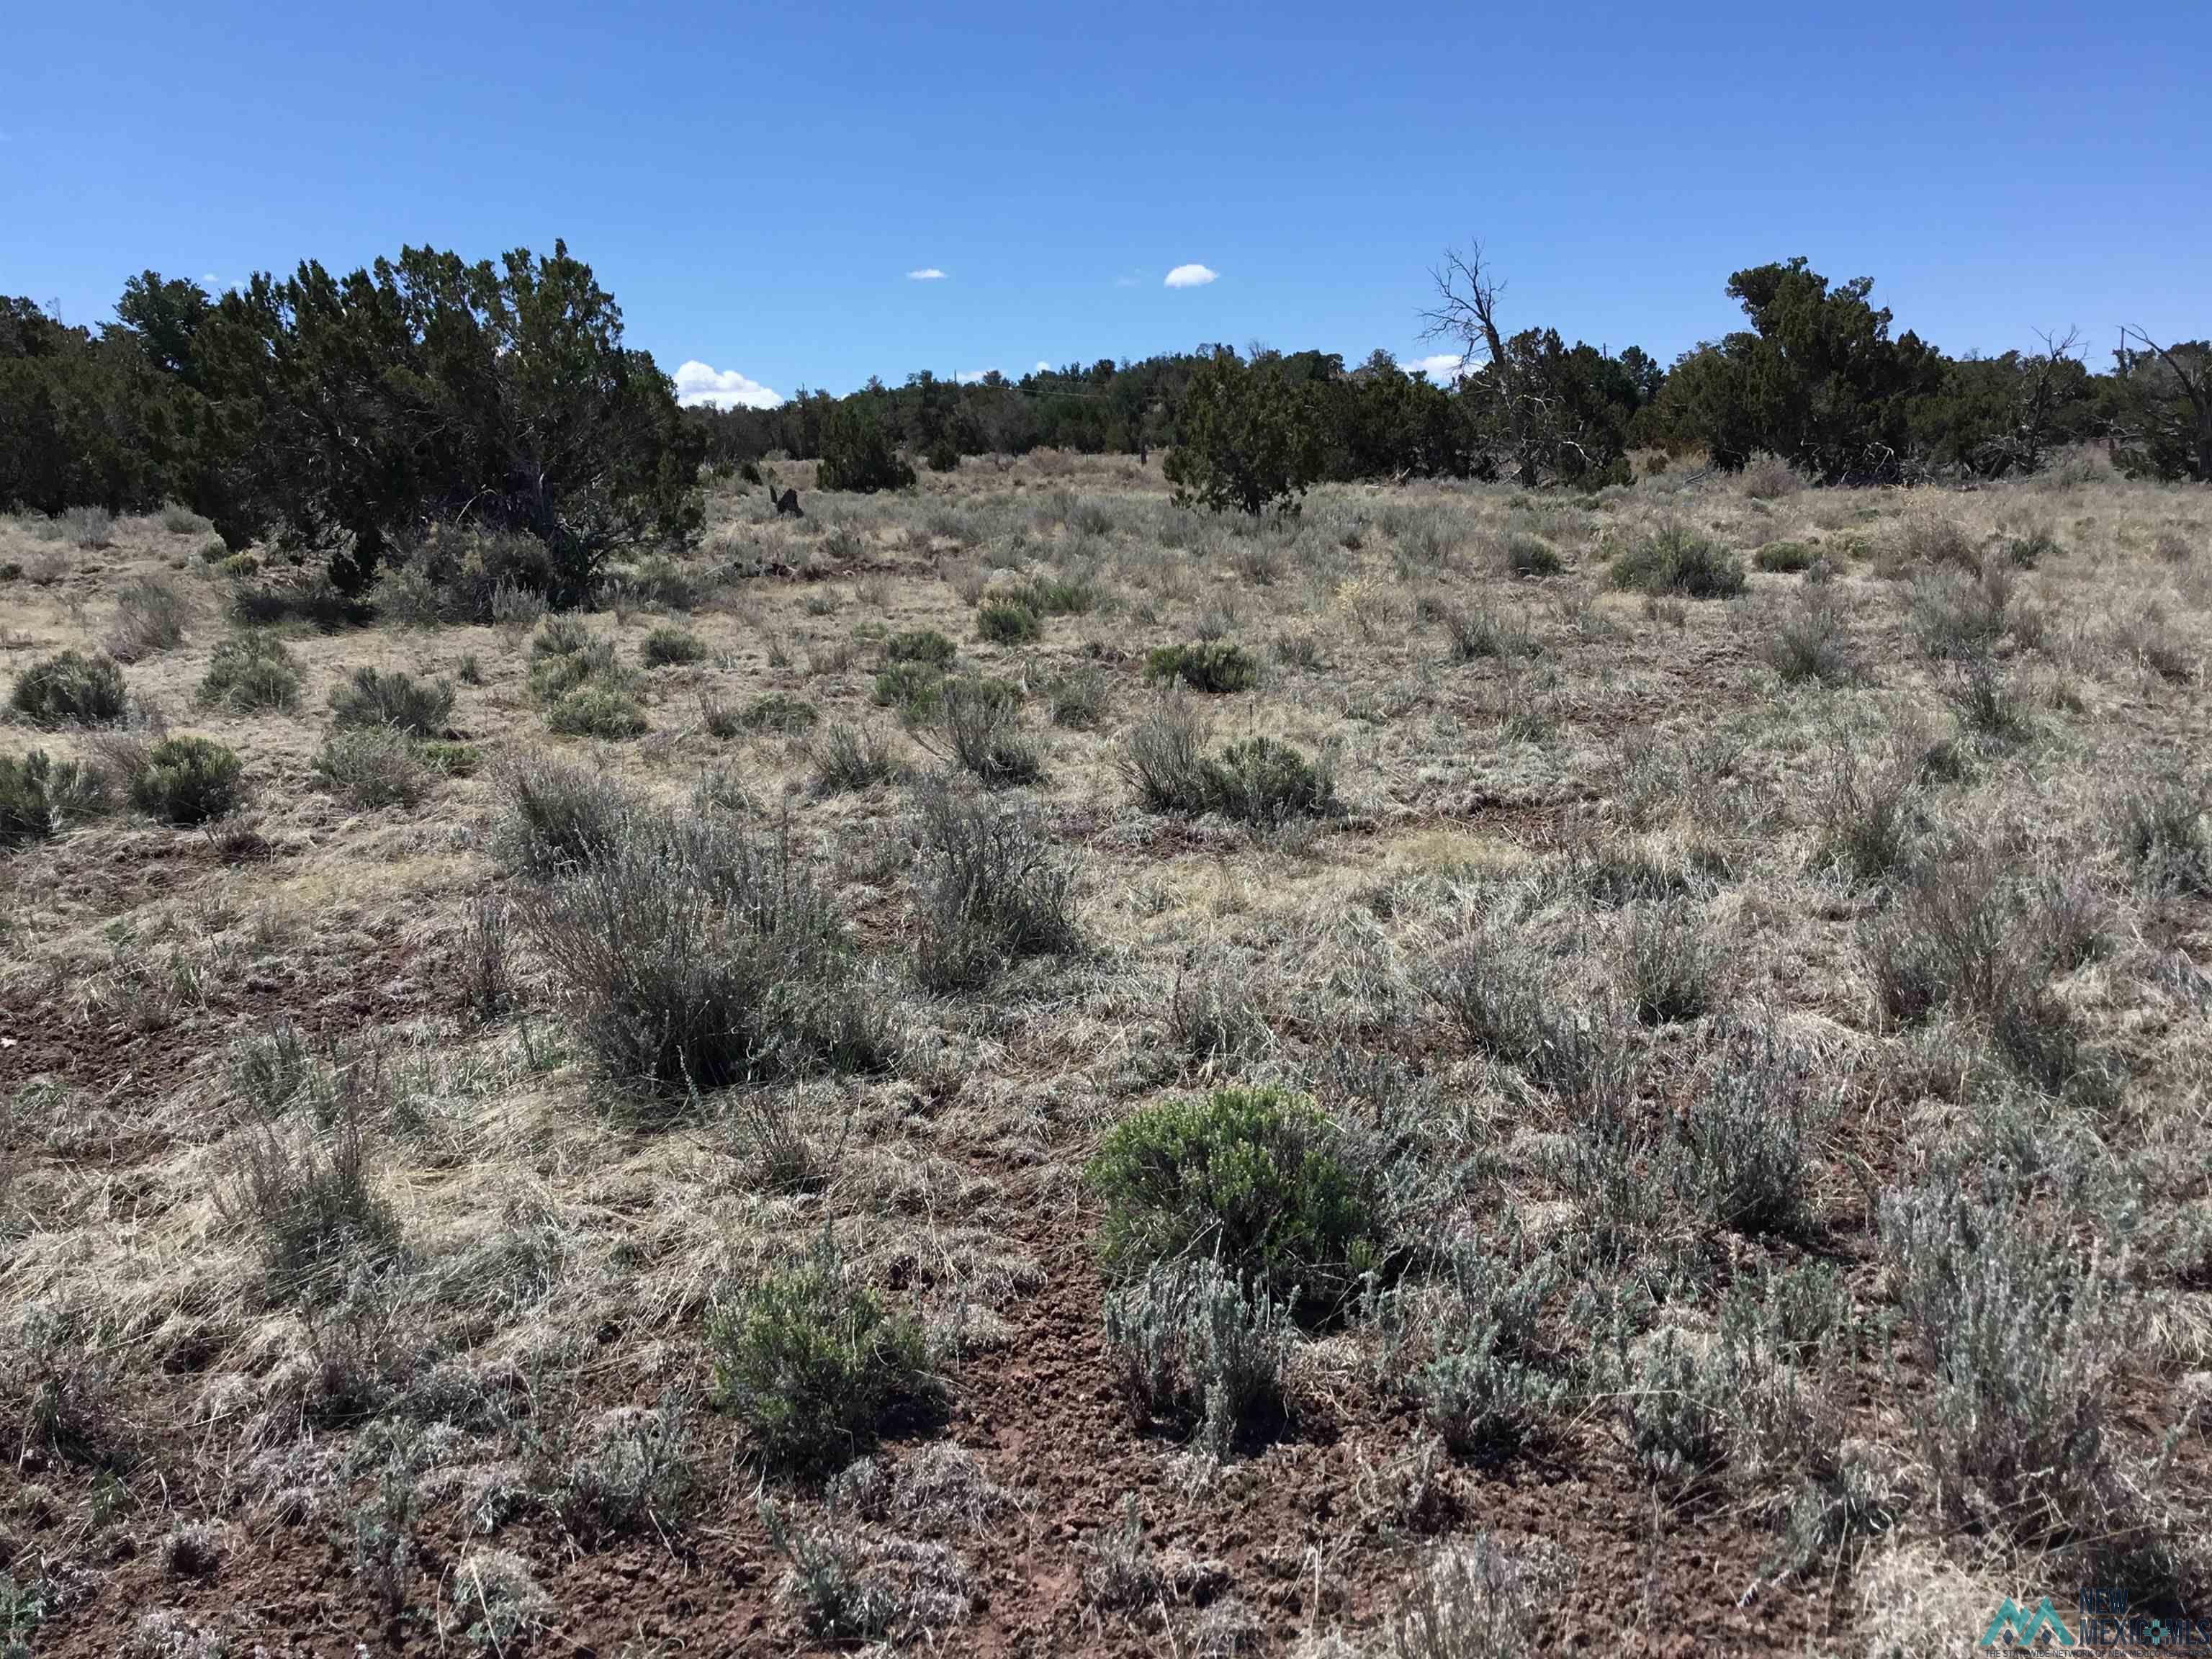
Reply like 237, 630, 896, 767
1113, 274, 1141, 288
1398, 353, 1468, 379
907, 267, 947, 281
1033, 360, 1051, 373
673, 359, 783, 410
1164, 263, 1218, 289
956, 368, 998, 385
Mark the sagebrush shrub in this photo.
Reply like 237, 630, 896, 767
1087, 1085, 1382, 1315
198, 632, 303, 712
736, 692, 817, 734
975, 595, 1042, 644
1380, 1246, 1563, 1457
1761, 590, 1856, 685
1205, 736, 1334, 824
1609, 525, 1745, 598
1118, 699, 1213, 813
107, 577, 192, 662
1909, 562, 2015, 662
11, 650, 127, 727
1498, 533, 1562, 577
490, 755, 633, 877
1622, 1328, 1732, 1484
127, 735, 244, 824
226, 1118, 402, 1303
546, 682, 649, 738
2114, 777, 2211, 896
1880, 1183, 2118, 1542
911, 787, 1080, 992
1671, 1024, 1817, 1235
1048, 665, 1110, 729
63, 505, 114, 549
883, 629, 957, 667
0, 750, 109, 847
1441, 603, 1537, 662
518, 809, 889, 1098
313, 728, 431, 809
640, 624, 706, 667
932, 675, 1043, 787
1620, 899, 1718, 1025
546, 1396, 698, 1545
871, 660, 945, 724
329, 667, 455, 737
1754, 540, 1817, 572
1814, 740, 1923, 882
811, 721, 906, 793
1144, 641, 1257, 693
1102, 1259, 1292, 1457
707, 1231, 938, 1472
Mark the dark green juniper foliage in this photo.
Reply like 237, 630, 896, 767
1164, 351, 1325, 516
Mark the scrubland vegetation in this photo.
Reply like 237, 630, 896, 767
1, 241, 2211, 1656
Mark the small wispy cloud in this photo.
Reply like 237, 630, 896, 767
673, 359, 784, 410
907, 267, 947, 281
1398, 353, 1467, 379
1033, 360, 1052, 373
1164, 264, 1218, 289
956, 368, 998, 385
1113, 274, 1141, 288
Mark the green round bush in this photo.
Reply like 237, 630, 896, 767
1145, 641, 1257, 694
1085, 1085, 1381, 1316
130, 736, 245, 824
976, 597, 1042, 645
11, 650, 127, 727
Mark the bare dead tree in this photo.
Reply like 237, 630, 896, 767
2118, 325, 2212, 482
1420, 241, 1536, 487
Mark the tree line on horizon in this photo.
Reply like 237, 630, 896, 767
1, 239, 2205, 588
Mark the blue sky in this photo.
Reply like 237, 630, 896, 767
5, 0, 2206, 406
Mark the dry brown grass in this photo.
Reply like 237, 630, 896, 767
3, 458, 2211, 1654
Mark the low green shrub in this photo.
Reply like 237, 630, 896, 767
329, 667, 455, 737
1609, 524, 1746, 598
737, 692, 817, 734
11, 650, 127, 727
976, 595, 1042, 644
883, 629, 957, 667
0, 750, 109, 847
707, 1231, 939, 1473
198, 633, 304, 712
1754, 541, 1817, 573
640, 624, 706, 667
127, 735, 245, 824
1086, 1085, 1382, 1315
871, 661, 945, 724
313, 728, 431, 809
1143, 641, 1256, 693
545, 683, 649, 738
1498, 533, 1562, 577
